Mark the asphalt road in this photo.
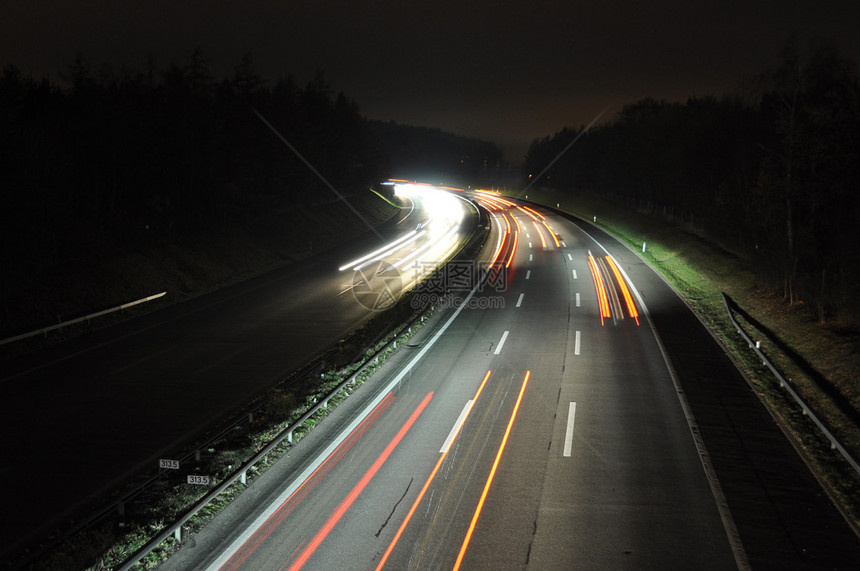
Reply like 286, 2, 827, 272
0, 188, 473, 560
159, 195, 855, 570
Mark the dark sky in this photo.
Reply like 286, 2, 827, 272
2, 1, 858, 161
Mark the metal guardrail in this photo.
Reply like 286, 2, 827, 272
722, 293, 860, 477
0, 291, 167, 346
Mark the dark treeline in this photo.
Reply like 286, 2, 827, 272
0, 50, 503, 284
369, 120, 508, 188
1, 51, 386, 273
525, 38, 860, 326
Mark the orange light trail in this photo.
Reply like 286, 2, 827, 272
598, 257, 624, 321
503, 212, 511, 234
541, 220, 560, 248
520, 205, 545, 220
475, 198, 497, 211
533, 220, 547, 249
605, 256, 640, 325
375, 372, 494, 570
485, 194, 517, 208
516, 205, 540, 221
489, 222, 506, 268
475, 196, 502, 211
505, 227, 518, 268
453, 370, 531, 571
511, 213, 522, 233
475, 190, 516, 208
286, 392, 434, 571
588, 254, 611, 326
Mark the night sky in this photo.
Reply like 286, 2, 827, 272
3, 0, 859, 161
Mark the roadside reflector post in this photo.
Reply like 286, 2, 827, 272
642, 241, 647, 253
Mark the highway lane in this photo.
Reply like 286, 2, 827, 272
0, 185, 473, 559
177, 194, 741, 569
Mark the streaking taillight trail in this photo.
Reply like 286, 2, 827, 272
587, 251, 640, 326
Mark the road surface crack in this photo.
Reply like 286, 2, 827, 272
376, 477, 413, 537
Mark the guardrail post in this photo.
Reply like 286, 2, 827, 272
174, 526, 181, 542
195, 449, 201, 462
287, 430, 293, 445
247, 412, 253, 424
240, 471, 246, 486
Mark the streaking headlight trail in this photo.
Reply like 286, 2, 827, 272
339, 182, 470, 306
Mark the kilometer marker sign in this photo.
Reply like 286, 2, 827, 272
187, 475, 210, 485
159, 459, 180, 470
